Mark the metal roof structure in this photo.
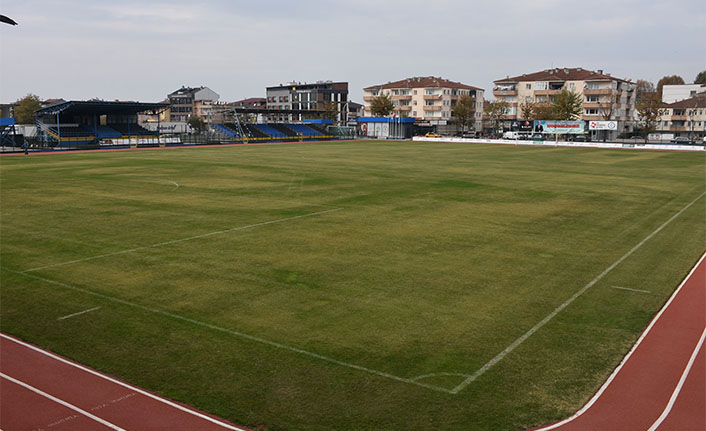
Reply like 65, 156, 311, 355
35, 101, 168, 116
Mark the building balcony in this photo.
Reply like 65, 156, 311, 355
670, 115, 687, 121
493, 89, 518, 96
583, 89, 613, 95
582, 115, 603, 121
424, 105, 443, 111
534, 89, 561, 96
583, 103, 602, 109
363, 96, 377, 102
423, 94, 443, 101
396, 105, 412, 111
392, 95, 412, 101
669, 125, 687, 132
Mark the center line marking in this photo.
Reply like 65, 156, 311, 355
0, 372, 126, 431
58, 306, 102, 321
611, 285, 651, 293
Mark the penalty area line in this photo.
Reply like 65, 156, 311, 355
23, 207, 344, 273
12, 272, 454, 394
451, 190, 706, 394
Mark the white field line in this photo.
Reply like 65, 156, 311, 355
647, 327, 706, 431
8, 274, 454, 394
610, 285, 651, 293
530, 251, 706, 430
166, 180, 180, 189
58, 306, 102, 321
1, 334, 250, 430
0, 372, 127, 431
451, 190, 706, 394
23, 208, 344, 273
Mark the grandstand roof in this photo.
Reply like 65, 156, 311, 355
35, 100, 169, 116
364, 77, 484, 92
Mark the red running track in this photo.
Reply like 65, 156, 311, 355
533, 252, 706, 431
0, 333, 248, 431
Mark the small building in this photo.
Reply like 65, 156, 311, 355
167, 86, 219, 123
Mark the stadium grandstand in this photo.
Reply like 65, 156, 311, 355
210, 106, 342, 143
35, 100, 171, 148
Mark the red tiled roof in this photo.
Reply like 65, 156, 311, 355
495, 68, 630, 84
664, 94, 706, 109
364, 76, 483, 91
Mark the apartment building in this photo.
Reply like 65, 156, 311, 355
662, 84, 706, 104
363, 76, 484, 133
493, 68, 636, 138
656, 93, 706, 140
167, 86, 220, 123
266, 81, 348, 123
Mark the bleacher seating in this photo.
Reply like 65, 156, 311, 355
268, 124, 298, 137
253, 124, 287, 138
54, 126, 89, 137
110, 123, 156, 136
84, 125, 121, 139
303, 123, 329, 135
242, 124, 269, 139
214, 123, 240, 139
287, 124, 323, 137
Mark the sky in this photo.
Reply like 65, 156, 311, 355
1, 0, 704, 104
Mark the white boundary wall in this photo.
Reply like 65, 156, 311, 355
412, 137, 706, 152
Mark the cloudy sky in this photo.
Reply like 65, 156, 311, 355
1, 0, 704, 104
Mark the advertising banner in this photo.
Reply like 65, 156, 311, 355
534, 120, 585, 134
589, 121, 617, 130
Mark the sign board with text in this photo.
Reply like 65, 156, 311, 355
589, 121, 617, 130
534, 120, 585, 134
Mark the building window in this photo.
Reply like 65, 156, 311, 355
535, 82, 547, 90
585, 109, 599, 115
586, 82, 600, 90
526, 84, 532, 90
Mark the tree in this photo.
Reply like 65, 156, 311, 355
187, 115, 206, 133
694, 71, 706, 84
636, 92, 663, 142
551, 89, 583, 120
519, 100, 536, 120
370, 95, 394, 117
635, 80, 656, 102
451, 95, 476, 132
533, 103, 555, 120
657, 75, 685, 97
14, 94, 42, 124
484, 100, 510, 132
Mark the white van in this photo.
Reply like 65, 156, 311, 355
503, 131, 521, 140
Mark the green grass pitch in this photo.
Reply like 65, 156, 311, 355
1, 141, 704, 430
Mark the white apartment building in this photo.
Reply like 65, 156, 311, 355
363, 76, 484, 133
493, 68, 636, 139
662, 84, 706, 104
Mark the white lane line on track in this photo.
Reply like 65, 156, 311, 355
58, 307, 102, 321
0, 372, 126, 431
531, 251, 706, 430
23, 207, 344, 273
451, 190, 706, 394
610, 285, 651, 293
0, 334, 250, 430
647, 327, 706, 431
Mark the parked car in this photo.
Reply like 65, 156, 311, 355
425, 132, 442, 138
503, 131, 521, 140
671, 136, 692, 144
529, 133, 544, 141
571, 134, 591, 142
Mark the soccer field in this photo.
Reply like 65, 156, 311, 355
1, 141, 704, 430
